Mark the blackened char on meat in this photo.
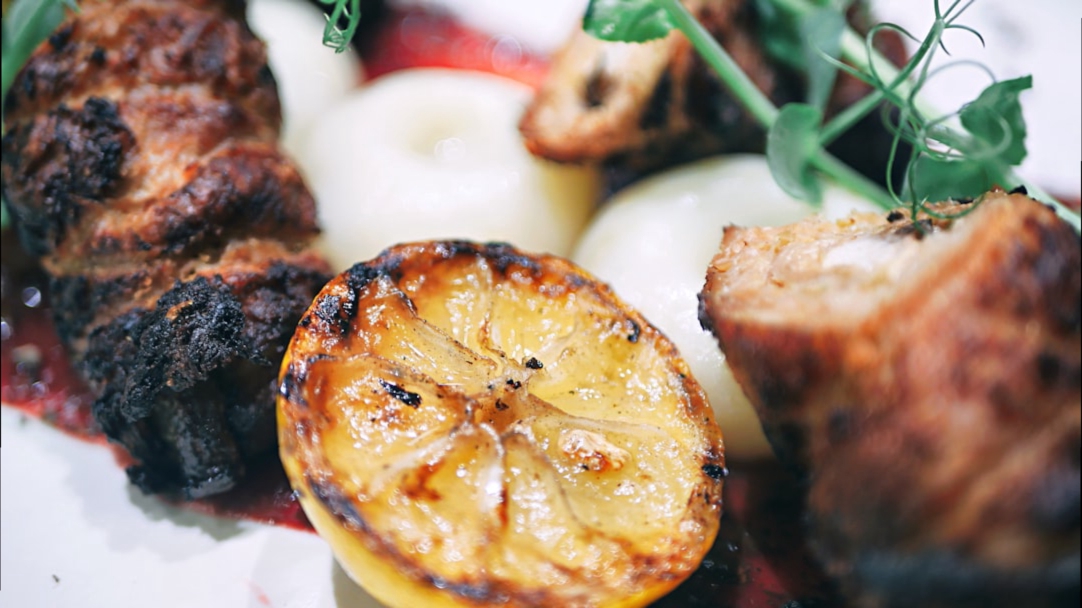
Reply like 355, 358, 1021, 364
0, 0, 331, 498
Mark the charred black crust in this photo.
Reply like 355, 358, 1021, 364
379, 379, 422, 408
1, 98, 133, 255
48, 24, 74, 52
697, 291, 717, 334
229, 261, 331, 357
702, 463, 729, 481
86, 276, 256, 420
479, 242, 543, 276
425, 576, 503, 604
312, 293, 352, 339
279, 353, 334, 408
309, 476, 368, 531
82, 263, 327, 499
278, 367, 307, 407
346, 262, 389, 296
49, 269, 150, 346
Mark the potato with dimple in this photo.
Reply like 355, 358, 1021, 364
297, 69, 601, 271
277, 241, 725, 608
573, 155, 877, 458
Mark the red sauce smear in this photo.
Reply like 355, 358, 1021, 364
1, 235, 98, 437
0, 230, 840, 607
359, 7, 550, 89
0, 7, 853, 607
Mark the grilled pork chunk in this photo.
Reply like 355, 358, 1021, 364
520, 0, 905, 185
1, 0, 331, 498
699, 191, 1081, 607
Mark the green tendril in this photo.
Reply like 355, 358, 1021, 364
583, 0, 1080, 232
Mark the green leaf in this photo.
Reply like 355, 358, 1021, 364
767, 103, 824, 204
753, 0, 804, 71
959, 75, 1031, 167
2, 0, 66, 51
906, 155, 995, 203
2, 0, 76, 114
583, 0, 675, 43
801, 7, 845, 111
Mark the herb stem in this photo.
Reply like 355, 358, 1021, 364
810, 150, 895, 209
659, 0, 895, 208
656, 0, 777, 126
819, 20, 944, 146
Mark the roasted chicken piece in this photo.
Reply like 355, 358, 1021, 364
520, 0, 905, 185
698, 190, 1081, 607
1, 0, 331, 498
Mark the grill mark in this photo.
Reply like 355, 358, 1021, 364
309, 477, 367, 531
379, 380, 422, 408
1, 97, 134, 255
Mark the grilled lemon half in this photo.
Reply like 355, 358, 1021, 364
277, 241, 725, 607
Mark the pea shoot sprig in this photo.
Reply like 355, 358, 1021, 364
584, 0, 1081, 232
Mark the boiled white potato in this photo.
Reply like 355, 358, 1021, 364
573, 155, 878, 459
299, 69, 600, 270
247, 0, 363, 157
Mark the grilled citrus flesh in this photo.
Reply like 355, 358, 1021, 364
278, 241, 725, 608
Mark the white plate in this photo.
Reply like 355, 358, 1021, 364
873, 0, 1080, 198
0, 408, 381, 607
0, 1, 1078, 607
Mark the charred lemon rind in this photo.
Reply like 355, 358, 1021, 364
278, 241, 724, 607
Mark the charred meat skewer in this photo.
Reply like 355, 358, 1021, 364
1, 0, 331, 498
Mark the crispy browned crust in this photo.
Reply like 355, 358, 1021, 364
519, 0, 768, 170
698, 192, 1081, 607
519, 0, 906, 185
1, 0, 331, 498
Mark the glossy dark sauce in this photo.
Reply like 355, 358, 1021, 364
0, 7, 854, 606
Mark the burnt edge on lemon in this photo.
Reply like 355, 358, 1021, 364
278, 241, 726, 608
